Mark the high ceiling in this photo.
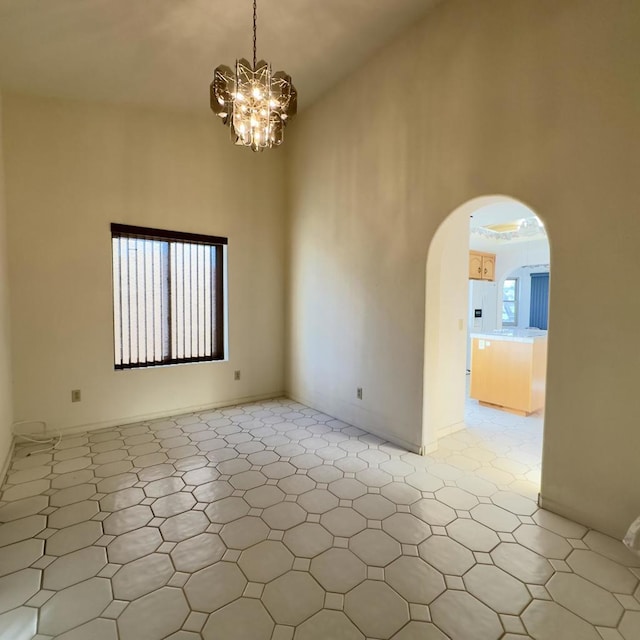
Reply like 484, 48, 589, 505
0, 0, 442, 113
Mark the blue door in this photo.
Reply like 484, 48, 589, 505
529, 272, 550, 330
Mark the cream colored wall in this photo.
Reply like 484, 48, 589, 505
423, 201, 470, 452
2, 93, 285, 433
0, 94, 13, 475
286, 0, 640, 537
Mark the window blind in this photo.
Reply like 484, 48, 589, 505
111, 224, 227, 369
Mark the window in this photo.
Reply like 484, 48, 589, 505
111, 224, 227, 369
502, 277, 518, 326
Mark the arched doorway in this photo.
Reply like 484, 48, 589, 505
423, 195, 550, 495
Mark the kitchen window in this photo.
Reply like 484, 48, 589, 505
111, 223, 227, 369
502, 277, 518, 326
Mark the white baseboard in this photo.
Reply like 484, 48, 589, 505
286, 392, 421, 455
38, 391, 286, 438
0, 437, 16, 488
436, 420, 466, 439
420, 421, 466, 456
538, 493, 624, 540
421, 441, 438, 455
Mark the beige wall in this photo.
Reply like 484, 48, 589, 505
0, 94, 13, 475
423, 198, 470, 451
286, 0, 640, 537
2, 93, 285, 433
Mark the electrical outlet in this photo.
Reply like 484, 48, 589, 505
234, 370, 241, 381
357, 387, 363, 400
71, 389, 81, 403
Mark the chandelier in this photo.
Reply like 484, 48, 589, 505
210, 0, 297, 151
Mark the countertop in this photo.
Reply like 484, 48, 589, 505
470, 329, 548, 343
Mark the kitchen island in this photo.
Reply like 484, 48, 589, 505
470, 329, 548, 416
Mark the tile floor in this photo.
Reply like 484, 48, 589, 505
0, 396, 639, 640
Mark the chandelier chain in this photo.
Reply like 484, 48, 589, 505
253, 0, 257, 69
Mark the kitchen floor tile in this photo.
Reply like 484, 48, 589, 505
39, 577, 112, 636
0, 538, 44, 577
117, 587, 189, 640
0, 568, 41, 614
42, 545, 107, 590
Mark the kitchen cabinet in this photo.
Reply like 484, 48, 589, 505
470, 331, 547, 416
469, 251, 495, 281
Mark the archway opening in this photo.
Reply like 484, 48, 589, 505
423, 195, 550, 497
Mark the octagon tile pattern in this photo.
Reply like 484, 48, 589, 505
0, 397, 638, 639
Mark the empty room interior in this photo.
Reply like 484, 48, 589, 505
0, 1, 639, 639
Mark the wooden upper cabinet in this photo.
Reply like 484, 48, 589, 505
469, 252, 483, 279
482, 253, 495, 280
469, 251, 496, 281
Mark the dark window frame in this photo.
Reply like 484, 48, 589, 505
111, 223, 227, 370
